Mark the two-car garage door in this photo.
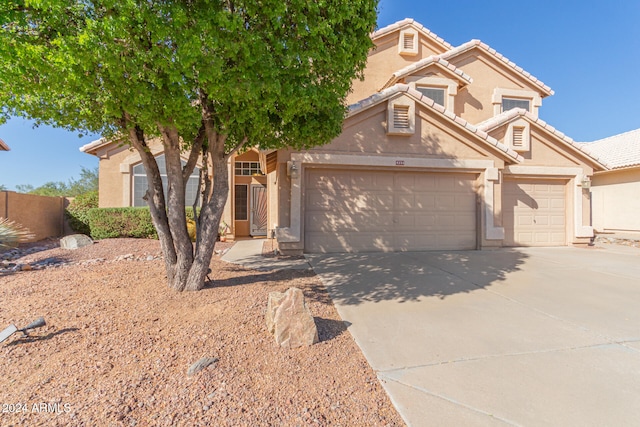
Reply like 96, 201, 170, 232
304, 169, 478, 253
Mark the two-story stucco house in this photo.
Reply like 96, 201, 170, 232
81, 18, 608, 254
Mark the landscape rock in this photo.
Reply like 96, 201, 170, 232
266, 287, 319, 348
60, 234, 94, 250
187, 357, 219, 376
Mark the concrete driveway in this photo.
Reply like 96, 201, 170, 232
307, 245, 640, 426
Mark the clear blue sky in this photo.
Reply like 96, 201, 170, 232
1, 1, 638, 191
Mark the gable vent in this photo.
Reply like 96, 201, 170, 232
403, 33, 415, 51
398, 29, 418, 56
393, 105, 410, 129
512, 127, 525, 148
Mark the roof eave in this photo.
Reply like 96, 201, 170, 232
347, 84, 522, 164
371, 18, 453, 51
478, 109, 609, 171
442, 40, 554, 97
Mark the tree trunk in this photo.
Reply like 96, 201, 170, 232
126, 115, 231, 292
183, 152, 229, 291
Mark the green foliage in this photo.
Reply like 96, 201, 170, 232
0, 217, 34, 248
0, 184, 7, 191
15, 167, 98, 197
86, 206, 198, 240
87, 208, 158, 240
0, 1, 377, 150
0, 0, 378, 289
65, 190, 98, 234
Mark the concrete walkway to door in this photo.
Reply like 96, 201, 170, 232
307, 245, 640, 426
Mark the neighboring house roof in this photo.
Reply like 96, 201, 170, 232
476, 108, 610, 170
380, 55, 473, 90
348, 84, 523, 163
440, 39, 554, 97
372, 18, 453, 51
80, 137, 118, 155
580, 128, 640, 170
0, 138, 9, 151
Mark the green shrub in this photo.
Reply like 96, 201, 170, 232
87, 208, 158, 239
86, 207, 200, 240
66, 190, 99, 235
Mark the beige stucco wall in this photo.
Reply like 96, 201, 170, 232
312, 102, 504, 162
276, 96, 599, 252
1, 191, 65, 241
276, 101, 508, 254
591, 167, 640, 232
348, 31, 448, 105
449, 50, 545, 125
97, 140, 166, 208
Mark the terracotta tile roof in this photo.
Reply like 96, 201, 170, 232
580, 128, 640, 169
476, 108, 609, 169
372, 18, 453, 50
348, 84, 523, 163
0, 138, 9, 151
380, 55, 473, 90
441, 40, 554, 97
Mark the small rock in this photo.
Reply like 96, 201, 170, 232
21, 264, 32, 271
187, 357, 219, 376
60, 234, 94, 250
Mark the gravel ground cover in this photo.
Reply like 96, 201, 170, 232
0, 238, 403, 426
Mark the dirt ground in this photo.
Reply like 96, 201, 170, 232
0, 238, 404, 426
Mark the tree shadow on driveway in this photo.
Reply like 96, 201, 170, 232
306, 249, 528, 306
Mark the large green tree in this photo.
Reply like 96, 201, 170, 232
0, 0, 377, 291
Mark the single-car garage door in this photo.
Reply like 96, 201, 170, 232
503, 178, 567, 246
304, 169, 477, 253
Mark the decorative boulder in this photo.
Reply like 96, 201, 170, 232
266, 287, 319, 348
60, 234, 94, 250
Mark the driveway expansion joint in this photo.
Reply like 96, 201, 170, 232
378, 341, 640, 375
377, 372, 520, 426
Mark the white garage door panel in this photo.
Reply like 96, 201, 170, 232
504, 179, 567, 247
305, 169, 477, 253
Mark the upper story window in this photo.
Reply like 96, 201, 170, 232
408, 76, 457, 110
235, 161, 263, 176
492, 88, 542, 117
416, 86, 446, 107
132, 154, 200, 207
502, 98, 531, 112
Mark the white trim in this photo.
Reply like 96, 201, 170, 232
505, 118, 531, 152
492, 88, 542, 118
387, 95, 415, 136
484, 168, 504, 240
275, 153, 499, 243
504, 166, 593, 239
398, 28, 419, 56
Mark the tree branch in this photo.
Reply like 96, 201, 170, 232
183, 122, 205, 183
225, 136, 248, 159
